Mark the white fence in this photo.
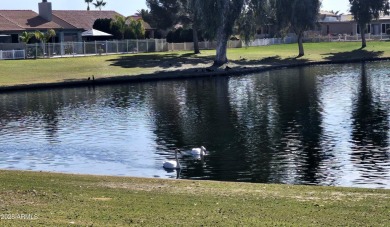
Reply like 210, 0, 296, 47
246, 37, 298, 47
168, 40, 242, 51
0, 50, 25, 60
304, 34, 390, 43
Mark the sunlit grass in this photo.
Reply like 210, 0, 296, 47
1, 41, 390, 87
0, 170, 389, 226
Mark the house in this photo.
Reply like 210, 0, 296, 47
0, 0, 154, 44
318, 11, 390, 37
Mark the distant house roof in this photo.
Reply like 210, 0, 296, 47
52, 10, 122, 30
0, 10, 61, 31
0, 9, 154, 34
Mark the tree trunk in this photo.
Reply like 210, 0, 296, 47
360, 24, 367, 49
192, 24, 200, 54
214, 31, 229, 66
297, 32, 304, 57
213, 2, 230, 67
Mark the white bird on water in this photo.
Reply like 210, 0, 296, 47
190, 146, 207, 156
163, 149, 182, 169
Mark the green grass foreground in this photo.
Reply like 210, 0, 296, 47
1, 41, 390, 87
0, 170, 389, 226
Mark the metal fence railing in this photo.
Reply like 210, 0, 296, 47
304, 34, 390, 43
167, 40, 242, 51
24, 39, 168, 58
3, 34, 390, 60
245, 37, 298, 47
0, 50, 25, 60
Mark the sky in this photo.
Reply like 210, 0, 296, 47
0, 0, 350, 16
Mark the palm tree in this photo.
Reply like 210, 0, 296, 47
85, 0, 93, 11
19, 31, 34, 44
34, 29, 56, 43
34, 31, 45, 43
34, 29, 56, 57
44, 29, 56, 43
93, 0, 107, 11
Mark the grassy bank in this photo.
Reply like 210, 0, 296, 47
1, 41, 390, 87
0, 170, 389, 226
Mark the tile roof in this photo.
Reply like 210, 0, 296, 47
0, 10, 61, 30
0, 13, 21, 31
0, 10, 153, 32
52, 10, 122, 30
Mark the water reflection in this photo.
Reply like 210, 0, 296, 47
350, 63, 390, 187
0, 62, 390, 188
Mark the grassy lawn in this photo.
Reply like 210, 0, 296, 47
0, 170, 389, 226
1, 41, 390, 87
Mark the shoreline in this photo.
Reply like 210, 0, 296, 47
1, 56, 389, 92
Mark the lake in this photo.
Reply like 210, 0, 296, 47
1, 61, 390, 189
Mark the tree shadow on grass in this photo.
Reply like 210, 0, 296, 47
323, 49, 384, 62
107, 53, 214, 69
230, 55, 311, 66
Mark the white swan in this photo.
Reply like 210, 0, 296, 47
163, 149, 182, 169
190, 146, 207, 156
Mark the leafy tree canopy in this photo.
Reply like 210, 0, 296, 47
349, 0, 389, 47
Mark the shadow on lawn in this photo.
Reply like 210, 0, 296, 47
323, 49, 384, 61
107, 53, 214, 69
230, 55, 310, 66
107, 52, 314, 70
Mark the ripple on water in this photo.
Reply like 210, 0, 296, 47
1, 63, 390, 188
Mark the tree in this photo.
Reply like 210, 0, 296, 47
34, 29, 56, 57
146, 0, 203, 54
19, 31, 34, 44
196, 0, 244, 66
146, 0, 180, 30
130, 18, 146, 39
237, 0, 274, 45
349, 0, 390, 48
110, 15, 129, 40
34, 29, 56, 43
85, 0, 93, 11
274, 0, 320, 57
181, 0, 203, 54
94, 17, 146, 40
93, 0, 107, 11
94, 18, 121, 39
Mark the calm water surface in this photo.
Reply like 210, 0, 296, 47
1, 62, 390, 188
